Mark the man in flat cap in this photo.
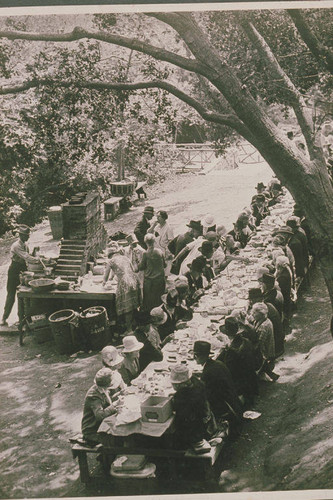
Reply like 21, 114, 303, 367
1, 225, 40, 326
134, 206, 154, 249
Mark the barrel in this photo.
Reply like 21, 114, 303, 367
79, 306, 109, 351
110, 181, 135, 197
48, 206, 63, 240
48, 309, 79, 355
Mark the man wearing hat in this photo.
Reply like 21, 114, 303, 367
202, 214, 216, 236
170, 364, 213, 453
169, 220, 202, 258
134, 206, 154, 249
218, 317, 258, 407
193, 340, 243, 436
170, 221, 203, 276
276, 226, 305, 280
251, 194, 269, 226
1, 225, 40, 326
81, 368, 117, 445
286, 217, 309, 277
261, 273, 284, 319
184, 257, 207, 306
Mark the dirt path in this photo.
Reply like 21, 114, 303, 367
0, 162, 332, 498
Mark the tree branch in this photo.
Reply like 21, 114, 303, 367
0, 26, 205, 75
238, 15, 325, 162
287, 9, 333, 74
0, 77, 251, 135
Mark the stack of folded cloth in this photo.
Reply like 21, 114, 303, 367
110, 455, 156, 478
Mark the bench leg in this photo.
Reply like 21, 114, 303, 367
77, 451, 90, 484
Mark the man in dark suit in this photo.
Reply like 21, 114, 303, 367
193, 340, 243, 437
134, 206, 154, 249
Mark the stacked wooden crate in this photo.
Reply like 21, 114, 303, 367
55, 193, 107, 281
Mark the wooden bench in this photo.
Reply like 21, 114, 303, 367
70, 434, 225, 484
104, 196, 123, 221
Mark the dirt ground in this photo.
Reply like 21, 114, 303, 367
0, 162, 332, 498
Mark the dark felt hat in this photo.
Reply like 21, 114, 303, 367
189, 256, 205, 272
193, 340, 212, 357
256, 182, 266, 190
219, 316, 239, 336
276, 225, 293, 236
248, 287, 264, 301
18, 225, 31, 235
262, 273, 276, 287
187, 220, 202, 232
199, 240, 214, 254
143, 206, 154, 214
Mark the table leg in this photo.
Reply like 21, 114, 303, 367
18, 296, 25, 346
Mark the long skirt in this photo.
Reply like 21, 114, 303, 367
143, 276, 165, 312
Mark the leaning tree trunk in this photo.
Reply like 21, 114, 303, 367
154, 13, 333, 307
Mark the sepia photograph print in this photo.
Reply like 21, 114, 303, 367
0, 2, 332, 499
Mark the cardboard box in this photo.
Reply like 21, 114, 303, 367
141, 396, 172, 423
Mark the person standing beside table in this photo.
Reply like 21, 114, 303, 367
1, 225, 40, 326
134, 206, 154, 249
103, 241, 141, 336
138, 233, 166, 312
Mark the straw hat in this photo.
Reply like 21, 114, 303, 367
170, 364, 192, 384
122, 335, 144, 353
126, 233, 139, 245
203, 214, 216, 228
101, 345, 123, 368
18, 225, 31, 235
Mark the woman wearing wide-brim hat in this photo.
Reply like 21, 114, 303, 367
1, 225, 40, 326
118, 335, 144, 385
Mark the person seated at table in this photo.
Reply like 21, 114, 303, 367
267, 180, 283, 207
103, 241, 141, 336
171, 364, 214, 453
118, 335, 144, 385
218, 317, 258, 408
197, 240, 215, 282
193, 341, 243, 438
229, 212, 255, 249
101, 345, 127, 394
184, 257, 208, 306
248, 303, 279, 382
261, 273, 284, 319
132, 310, 163, 371
174, 276, 194, 322
251, 194, 270, 226
248, 287, 284, 358
275, 255, 293, 325
81, 368, 117, 446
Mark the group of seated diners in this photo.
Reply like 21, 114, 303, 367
82, 178, 313, 455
